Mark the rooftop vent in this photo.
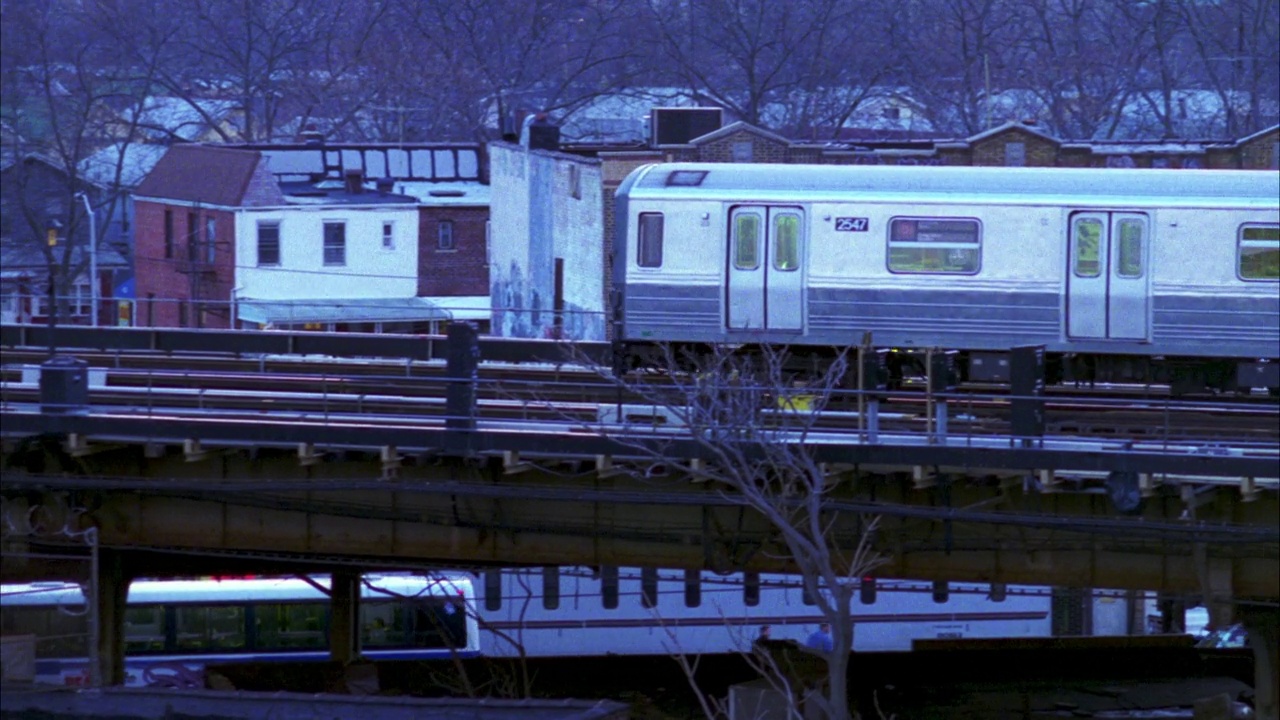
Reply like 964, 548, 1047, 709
524, 113, 560, 152
650, 107, 723, 146
343, 168, 364, 194
300, 124, 324, 147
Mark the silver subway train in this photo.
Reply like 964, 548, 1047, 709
611, 163, 1280, 391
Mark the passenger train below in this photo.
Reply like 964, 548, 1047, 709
2, 567, 1160, 688
611, 163, 1280, 392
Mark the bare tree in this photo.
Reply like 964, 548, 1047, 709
646, 0, 900, 133
1177, 0, 1280, 136
582, 343, 885, 720
1016, 0, 1152, 139
893, 0, 1037, 135
395, 0, 649, 141
1, 0, 164, 322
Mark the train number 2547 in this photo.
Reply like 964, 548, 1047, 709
835, 217, 869, 232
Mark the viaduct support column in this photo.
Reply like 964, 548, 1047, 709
91, 548, 130, 687
329, 569, 361, 663
1241, 607, 1279, 720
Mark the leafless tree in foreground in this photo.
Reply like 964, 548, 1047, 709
584, 343, 886, 720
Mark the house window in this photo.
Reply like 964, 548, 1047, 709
1005, 141, 1026, 167
204, 217, 216, 262
883, 106, 902, 120
257, 222, 280, 266
382, 221, 394, 249
323, 221, 346, 265
163, 210, 174, 259
437, 220, 454, 250
732, 141, 753, 162
187, 212, 198, 261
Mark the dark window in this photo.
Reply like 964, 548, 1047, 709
382, 221, 395, 249
163, 210, 174, 259
637, 213, 663, 267
641, 567, 659, 609
174, 605, 245, 650
323, 222, 346, 266
665, 170, 707, 186
542, 566, 560, 610
257, 222, 280, 266
256, 602, 327, 649
744, 571, 760, 607
178, 300, 188, 328
438, 220, 454, 250
484, 571, 502, 611
683, 569, 701, 608
186, 212, 198, 261
124, 605, 167, 653
601, 566, 619, 610
888, 217, 981, 274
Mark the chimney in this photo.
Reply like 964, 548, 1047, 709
300, 123, 324, 147
524, 113, 560, 152
344, 168, 364, 194
501, 111, 520, 142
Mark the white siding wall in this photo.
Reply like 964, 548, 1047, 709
234, 206, 419, 300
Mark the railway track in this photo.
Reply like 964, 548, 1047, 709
4, 348, 1275, 405
2, 370, 1275, 445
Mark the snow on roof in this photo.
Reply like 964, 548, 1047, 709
392, 180, 490, 206
79, 143, 169, 188
127, 96, 239, 141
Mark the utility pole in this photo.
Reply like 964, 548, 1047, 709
76, 192, 99, 327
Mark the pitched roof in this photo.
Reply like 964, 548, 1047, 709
135, 144, 263, 206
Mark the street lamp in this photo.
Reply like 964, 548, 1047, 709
75, 192, 99, 327
45, 218, 62, 358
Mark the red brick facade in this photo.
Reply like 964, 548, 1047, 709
417, 205, 489, 297
134, 200, 237, 328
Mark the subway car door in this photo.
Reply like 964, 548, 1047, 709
1066, 211, 1150, 341
727, 205, 804, 332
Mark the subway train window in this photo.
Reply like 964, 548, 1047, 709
773, 213, 800, 271
888, 217, 980, 274
637, 213, 664, 268
1073, 218, 1103, 277
734, 212, 762, 270
1117, 219, 1145, 278
1238, 224, 1280, 280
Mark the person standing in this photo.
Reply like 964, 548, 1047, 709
805, 622, 833, 652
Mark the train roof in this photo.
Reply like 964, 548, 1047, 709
0, 573, 472, 607
620, 162, 1280, 208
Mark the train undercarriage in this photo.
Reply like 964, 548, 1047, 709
616, 341, 1280, 398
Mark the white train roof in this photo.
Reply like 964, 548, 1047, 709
623, 163, 1280, 207
1, 573, 471, 606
